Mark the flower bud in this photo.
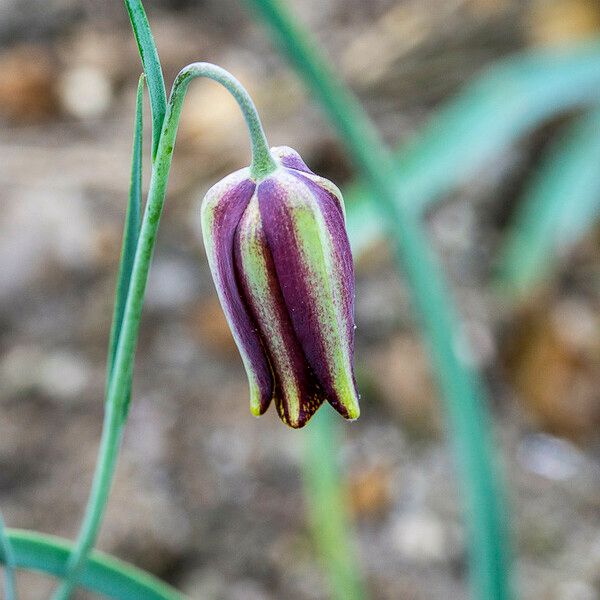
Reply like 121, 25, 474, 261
201, 146, 359, 428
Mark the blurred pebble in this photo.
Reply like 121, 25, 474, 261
341, 4, 431, 86
1, 346, 90, 403
145, 257, 200, 310
37, 351, 91, 402
58, 65, 113, 120
0, 189, 98, 301
503, 299, 600, 439
178, 62, 252, 166
228, 580, 271, 600
366, 335, 440, 436
180, 567, 227, 599
191, 295, 237, 356
454, 319, 496, 369
527, 0, 600, 46
391, 511, 448, 562
348, 464, 392, 518
551, 298, 598, 353
0, 45, 58, 122
517, 433, 585, 481
554, 580, 598, 600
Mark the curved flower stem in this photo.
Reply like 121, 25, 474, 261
175, 63, 278, 179
244, 2, 512, 599
53, 62, 277, 600
0, 513, 17, 600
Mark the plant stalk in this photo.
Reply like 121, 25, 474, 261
53, 61, 279, 600
244, 1, 512, 599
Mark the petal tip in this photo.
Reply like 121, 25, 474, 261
345, 404, 360, 421
250, 382, 271, 417
270, 145, 313, 174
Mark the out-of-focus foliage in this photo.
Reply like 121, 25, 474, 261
499, 107, 600, 296
346, 40, 600, 296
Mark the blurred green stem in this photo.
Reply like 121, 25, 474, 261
0, 512, 17, 600
244, 1, 511, 599
303, 408, 366, 600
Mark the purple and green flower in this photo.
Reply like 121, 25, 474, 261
201, 146, 360, 428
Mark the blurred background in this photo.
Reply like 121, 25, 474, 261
1, 0, 600, 598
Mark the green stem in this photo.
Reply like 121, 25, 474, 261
244, 2, 511, 599
176, 63, 277, 179
303, 408, 366, 600
3, 529, 183, 600
53, 62, 278, 600
0, 513, 17, 600
52, 404, 124, 600
52, 74, 146, 600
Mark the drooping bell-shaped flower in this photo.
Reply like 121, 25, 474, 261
201, 146, 360, 428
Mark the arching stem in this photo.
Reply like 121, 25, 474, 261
52, 63, 275, 600
178, 63, 277, 179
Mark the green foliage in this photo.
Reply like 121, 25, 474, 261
345, 41, 600, 254
499, 107, 600, 295
123, 0, 167, 159
50, 68, 150, 600
4, 529, 183, 600
244, 2, 511, 600
108, 74, 145, 419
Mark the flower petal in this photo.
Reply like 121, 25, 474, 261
258, 172, 360, 420
201, 169, 273, 416
271, 146, 314, 174
272, 146, 346, 218
234, 196, 324, 428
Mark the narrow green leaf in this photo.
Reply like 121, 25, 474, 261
108, 74, 144, 381
344, 41, 600, 254
499, 107, 600, 296
0, 513, 17, 600
107, 74, 145, 422
124, 0, 167, 160
2, 529, 184, 600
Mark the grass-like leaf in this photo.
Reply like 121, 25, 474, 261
107, 74, 144, 387
107, 74, 145, 422
498, 107, 600, 296
2, 529, 184, 600
345, 41, 600, 253
124, 0, 167, 160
